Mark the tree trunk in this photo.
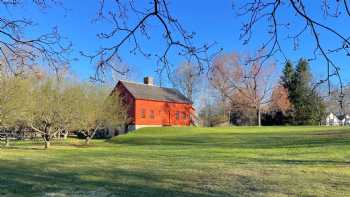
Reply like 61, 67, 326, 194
85, 125, 101, 145
5, 136, 10, 147
85, 137, 91, 145
124, 123, 129, 134
43, 133, 50, 149
257, 108, 262, 127
228, 110, 231, 126
44, 140, 50, 149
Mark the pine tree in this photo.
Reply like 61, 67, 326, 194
292, 59, 310, 124
281, 60, 297, 107
279, 60, 295, 123
281, 60, 294, 89
280, 59, 325, 125
292, 59, 324, 125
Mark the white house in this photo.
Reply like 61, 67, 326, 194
343, 115, 350, 125
326, 113, 340, 126
326, 112, 350, 126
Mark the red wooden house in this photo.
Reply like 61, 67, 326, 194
114, 77, 195, 130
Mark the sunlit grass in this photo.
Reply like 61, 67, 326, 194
0, 126, 349, 196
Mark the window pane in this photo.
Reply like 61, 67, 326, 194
150, 110, 155, 119
141, 109, 146, 118
182, 112, 186, 120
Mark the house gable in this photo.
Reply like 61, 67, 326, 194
114, 81, 136, 124
325, 112, 350, 126
118, 80, 192, 104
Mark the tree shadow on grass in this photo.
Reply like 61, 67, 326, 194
0, 146, 45, 151
108, 130, 350, 149
1, 157, 347, 197
0, 160, 235, 197
245, 158, 350, 166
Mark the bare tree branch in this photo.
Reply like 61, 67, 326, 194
82, 0, 215, 82
237, 0, 350, 108
0, 0, 71, 76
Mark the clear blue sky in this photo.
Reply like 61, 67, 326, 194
2, 1, 350, 87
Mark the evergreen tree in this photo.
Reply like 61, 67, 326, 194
279, 60, 295, 123
292, 59, 324, 125
280, 59, 325, 125
281, 60, 294, 89
281, 60, 297, 109
310, 90, 326, 125
292, 59, 310, 124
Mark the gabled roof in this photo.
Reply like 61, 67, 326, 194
118, 80, 192, 104
327, 112, 350, 120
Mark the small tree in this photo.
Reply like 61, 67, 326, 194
171, 63, 201, 102
28, 78, 66, 149
58, 83, 87, 139
78, 85, 129, 145
0, 74, 30, 127
210, 52, 276, 126
0, 69, 34, 146
270, 85, 292, 114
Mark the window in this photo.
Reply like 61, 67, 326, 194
175, 111, 179, 120
141, 109, 146, 118
149, 110, 155, 119
182, 112, 187, 120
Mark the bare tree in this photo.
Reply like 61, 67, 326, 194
78, 85, 129, 145
3, 0, 343, 91
210, 52, 276, 126
0, 65, 33, 133
171, 62, 200, 102
81, 0, 350, 91
28, 78, 66, 149
236, 0, 350, 102
0, 0, 70, 76
270, 85, 292, 113
82, 0, 214, 82
324, 85, 350, 115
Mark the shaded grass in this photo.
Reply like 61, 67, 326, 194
0, 126, 350, 196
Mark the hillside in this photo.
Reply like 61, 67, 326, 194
0, 126, 350, 196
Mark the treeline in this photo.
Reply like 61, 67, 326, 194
197, 53, 325, 126
0, 69, 128, 148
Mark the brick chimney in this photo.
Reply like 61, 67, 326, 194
143, 77, 153, 85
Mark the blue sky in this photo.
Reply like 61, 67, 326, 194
2, 1, 350, 87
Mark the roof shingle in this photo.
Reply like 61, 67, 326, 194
119, 81, 192, 104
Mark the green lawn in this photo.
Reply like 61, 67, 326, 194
0, 126, 350, 197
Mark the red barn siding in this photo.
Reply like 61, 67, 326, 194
134, 99, 193, 126
115, 81, 194, 128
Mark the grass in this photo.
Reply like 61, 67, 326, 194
0, 126, 350, 196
